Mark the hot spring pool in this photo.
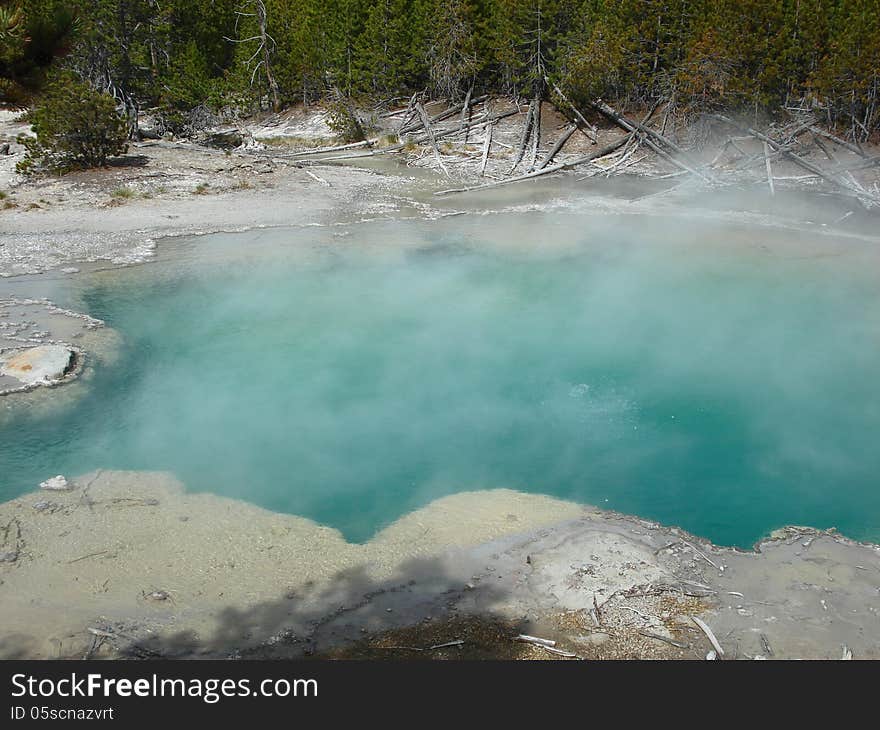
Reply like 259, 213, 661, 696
2, 212, 879, 547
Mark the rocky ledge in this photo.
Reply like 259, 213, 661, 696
0, 344, 79, 394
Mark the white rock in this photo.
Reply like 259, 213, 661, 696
40, 475, 71, 492
0, 345, 74, 385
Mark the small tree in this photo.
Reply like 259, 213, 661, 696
325, 88, 366, 143
17, 73, 128, 174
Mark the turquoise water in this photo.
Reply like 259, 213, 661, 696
2, 213, 879, 546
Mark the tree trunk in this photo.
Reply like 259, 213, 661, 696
257, 1, 280, 112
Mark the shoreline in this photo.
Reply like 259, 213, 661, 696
1, 470, 877, 660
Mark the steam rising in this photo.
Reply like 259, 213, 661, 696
2, 208, 879, 546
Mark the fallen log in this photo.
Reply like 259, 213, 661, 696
711, 114, 879, 205
282, 138, 375, 158
591, 99, 713, 182
416, 102, 450, 177
809, 125, 869, 158
396, 92, 420, 133
509, 99, 537, 173
400, 95, 488, 135
435, 135, 629, 195
480, 123, 493, 176
593, 137, 643, 177
779, 120, 814, 145
460, 84, 473, 143
586, 102, 657, 177
320, 109, 518, 162
763, 141, 775, 196
811, 132, 836, 161
545, 76, 598, 142
538, 123, 577, 170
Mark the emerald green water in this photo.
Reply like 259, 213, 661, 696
2, 212, 879, 546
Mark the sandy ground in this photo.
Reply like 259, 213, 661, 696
2, 472, 877, 660
1, 103, 879, 660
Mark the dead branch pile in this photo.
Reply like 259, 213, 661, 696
273, 93, 880, 208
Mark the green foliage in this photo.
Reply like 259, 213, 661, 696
0, 0, 78, 106
16, 72, 128, 173
428, 0, 479, 99
157, 41, 219, 132
325, 94, 367, 142
2, 0, 879, 137
811, 0, 880, 131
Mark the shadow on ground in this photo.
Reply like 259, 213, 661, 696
97, 555, 528, 660
108, 155, 150, 168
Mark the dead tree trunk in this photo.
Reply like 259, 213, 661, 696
712, 114, 879, 206
510, 100, 537, 173
545, 76, 598, 142
528, 100, 542, 171
416, 102, 450, 177
436, 136, 630, 196
460, 84, 473, 143
809, 126, 868, 158
590, 99, 712, 182
763, 141, 775, 196
538, 124, 577, 170
397, 92, 420, 134
256, 1, 280, 112
320, 109, 518, 161
480, 123, 493, 176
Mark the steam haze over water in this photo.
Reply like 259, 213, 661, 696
2, 212, 879, 547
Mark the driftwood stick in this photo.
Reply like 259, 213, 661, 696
591, 99, 692, 158
681, 540, 722, 570
515, 634, 556, 648
303, 169, 331, 187
541, 645, 580, 658
538, 123, 577, 170
780, 120, 814, 145
641, 134, 710, 181
691, 616, 725, 656
639, 631, 689, 650
588, 101, 657, 177
284, 139, 374, 158
400, 102, 461, 135
435, 136, 629, 195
